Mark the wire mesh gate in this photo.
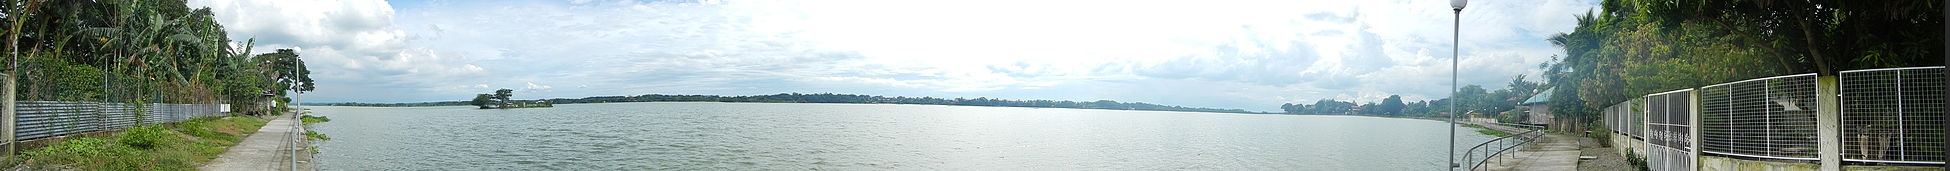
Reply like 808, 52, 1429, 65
1644, 89, 1696, 171
1840, 66, 1946, 165
1697, 74, 1821, 161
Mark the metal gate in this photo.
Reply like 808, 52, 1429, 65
1644, 89, 1695, 171
1840, 66, 1946, 165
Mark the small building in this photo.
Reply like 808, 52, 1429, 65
1518, 88, 1554, 126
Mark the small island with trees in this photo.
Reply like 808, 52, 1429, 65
469, 89, 552, 109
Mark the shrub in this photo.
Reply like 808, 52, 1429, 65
119, 126, 171, 149
1587, 122, 1611, 147
25, 138, 114, 157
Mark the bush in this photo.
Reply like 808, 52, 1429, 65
1587, 122, 1611, 147
1498, 107, 1530, 123
119, 126, 171, 150
24, 138, 116, 158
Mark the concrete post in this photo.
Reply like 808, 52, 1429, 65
1815, 76, 1840, 171
1689, 90, 1701, 170
3, 74, 15, 156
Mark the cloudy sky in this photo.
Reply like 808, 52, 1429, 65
188, 0, 1599, 112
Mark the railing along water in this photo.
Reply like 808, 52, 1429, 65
1461, 123, 1544, 171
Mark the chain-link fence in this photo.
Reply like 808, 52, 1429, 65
1840, 66, 1946, 164
1696, 73, 1820, 161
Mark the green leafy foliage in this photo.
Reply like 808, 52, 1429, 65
2, 0, 310, 115
119, 126, 170, 150
1544, 0, 1942, 132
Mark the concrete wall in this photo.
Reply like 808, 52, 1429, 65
1692, 155, 1940, 171
1610, 132, 1646, 158
1698, 155, 1818, 171
1525, 104, 1551, 125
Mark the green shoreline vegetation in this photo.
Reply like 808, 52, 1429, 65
301, 115, 332, 141
1459, 124, 1510, 137
2, 116, 269, 170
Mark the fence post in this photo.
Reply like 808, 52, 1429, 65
1816, 76, 1840, 171
3, 73, 14, 157
1688, 90, 1702, 169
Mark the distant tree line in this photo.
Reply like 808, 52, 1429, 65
326, 93, 1260, 114
1279, 74, 1545, 119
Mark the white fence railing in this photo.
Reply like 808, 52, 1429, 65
1603, 66, 1945, 168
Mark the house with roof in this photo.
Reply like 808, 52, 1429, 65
1518, 88, 1554, 126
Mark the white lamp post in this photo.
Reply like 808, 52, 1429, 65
1448, 0, 1466, 170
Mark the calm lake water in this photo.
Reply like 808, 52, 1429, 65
309, 102, 1496, 170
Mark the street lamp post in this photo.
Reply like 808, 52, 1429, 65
1448, 0, 1466, 170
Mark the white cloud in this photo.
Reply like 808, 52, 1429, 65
191, 0, 1600, 111
193, 0, 493, 101
525, 82, 554, 91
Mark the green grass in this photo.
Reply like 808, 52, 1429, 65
1460, 124, 1512, 137
5, 116, 267, 170
1477, 129, 1512, 137
300, 115, 331, 125
305, 130, 330, 141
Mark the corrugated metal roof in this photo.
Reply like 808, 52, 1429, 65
1520, 88, 1552, 105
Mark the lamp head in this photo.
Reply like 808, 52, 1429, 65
1451, 0, 1467, 10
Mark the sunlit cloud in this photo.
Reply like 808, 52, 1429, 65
192, 0, 1600, 111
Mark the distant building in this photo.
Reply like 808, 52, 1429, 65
1518, 88, 1554, 126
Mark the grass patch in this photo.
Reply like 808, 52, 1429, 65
1460, 124, 1511, 137
1477, 129, 1512, 137
300, 115, 330, 125
305, 130, 331, 141
5, 116, 267, 170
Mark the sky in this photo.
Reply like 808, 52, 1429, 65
188, 0, 1600, 112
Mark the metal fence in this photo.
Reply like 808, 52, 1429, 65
1697, 73, 1820, 160
1606, 99, 1640, 138
1644, 89, 1696, 171
13, 101, 226, 141
1840, 66, 1946, 164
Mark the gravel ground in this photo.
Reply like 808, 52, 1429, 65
1575, 135, 1635, 171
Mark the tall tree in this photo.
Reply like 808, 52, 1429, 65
254, 49, 311, 96
470, 94, 493, 109
1378, 95, 1406, 116
493, 88, 514, 108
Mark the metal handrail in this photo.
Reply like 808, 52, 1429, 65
1459, 124, 1544, 171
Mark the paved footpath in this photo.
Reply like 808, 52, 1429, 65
1470, 122, 1581, 171
200, 113, 311, 171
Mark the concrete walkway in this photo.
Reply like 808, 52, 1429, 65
1467, 122, 1581, 171
200, 113, 311, 171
